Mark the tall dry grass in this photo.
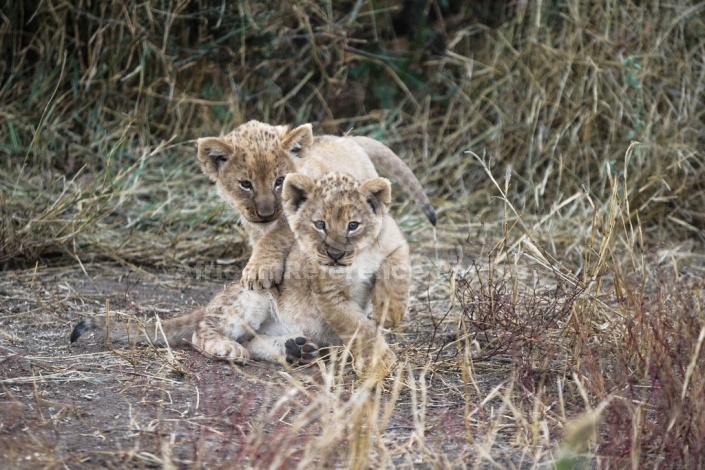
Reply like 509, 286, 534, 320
2, 0, 703, 268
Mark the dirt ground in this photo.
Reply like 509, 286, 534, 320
1, 234, 534, 469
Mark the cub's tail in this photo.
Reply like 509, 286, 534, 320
70, 310, 201, 348
350, 136, 436, 225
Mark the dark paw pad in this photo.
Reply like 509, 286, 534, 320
285, 337, 319, 365
70, 320, 88, 343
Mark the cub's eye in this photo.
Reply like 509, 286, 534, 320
314, 220, 326, 231
240, 180, 253, 190
348, 222, 360, 231
274, 176, 285, 188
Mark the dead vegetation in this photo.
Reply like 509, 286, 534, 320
2, 0, 705, 468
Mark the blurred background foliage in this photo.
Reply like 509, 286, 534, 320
1, 0, 704, 268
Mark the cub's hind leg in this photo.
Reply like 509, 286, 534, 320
371, 242, 412, 329
192, 314, 249, 363
192, 284, 275, 363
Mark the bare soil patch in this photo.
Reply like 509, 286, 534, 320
1, 241, 524, 468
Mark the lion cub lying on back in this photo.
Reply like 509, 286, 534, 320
71, 172, 410, 373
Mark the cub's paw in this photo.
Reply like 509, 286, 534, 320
285, 337, 318, 365
211, 341, 250, 364
353, 337, 397, 377
192, 335, 250, 364
376, 341, 398, 373
371, 293, 404, 329
241, 259, 285, 290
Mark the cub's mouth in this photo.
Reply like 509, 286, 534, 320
249, 217, 277, 224
246, 209, 282, 224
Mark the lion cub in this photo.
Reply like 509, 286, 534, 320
71, 173, 409, 374
196, 121, 432, 328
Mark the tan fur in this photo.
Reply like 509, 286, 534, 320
282, 173, 411, 367
195, 122, 379, 245
191, 172, 408, 373
196, 121, 432, 323
71, 173, 410, 375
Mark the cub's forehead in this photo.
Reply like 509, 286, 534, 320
315, 173, 359, 192
314, 173, 364, 205
221, 121, 292, 175
223, 121, 288, 153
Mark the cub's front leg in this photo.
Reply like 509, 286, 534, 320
241, 221, 294, 290
371, 243, 412, 329
314, 281, 396, 375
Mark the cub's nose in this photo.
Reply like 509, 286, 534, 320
256, 208, 275, 219
326, 248, 345, 261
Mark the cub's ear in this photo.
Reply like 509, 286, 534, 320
197, 137, 234, 181
282, 173, 315, 215
359, 177, 392, 214
281, 124, 313, 160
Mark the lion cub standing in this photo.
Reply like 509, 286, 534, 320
71, 172, 409, 373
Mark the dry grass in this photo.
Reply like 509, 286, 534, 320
2, 0, 705, 468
